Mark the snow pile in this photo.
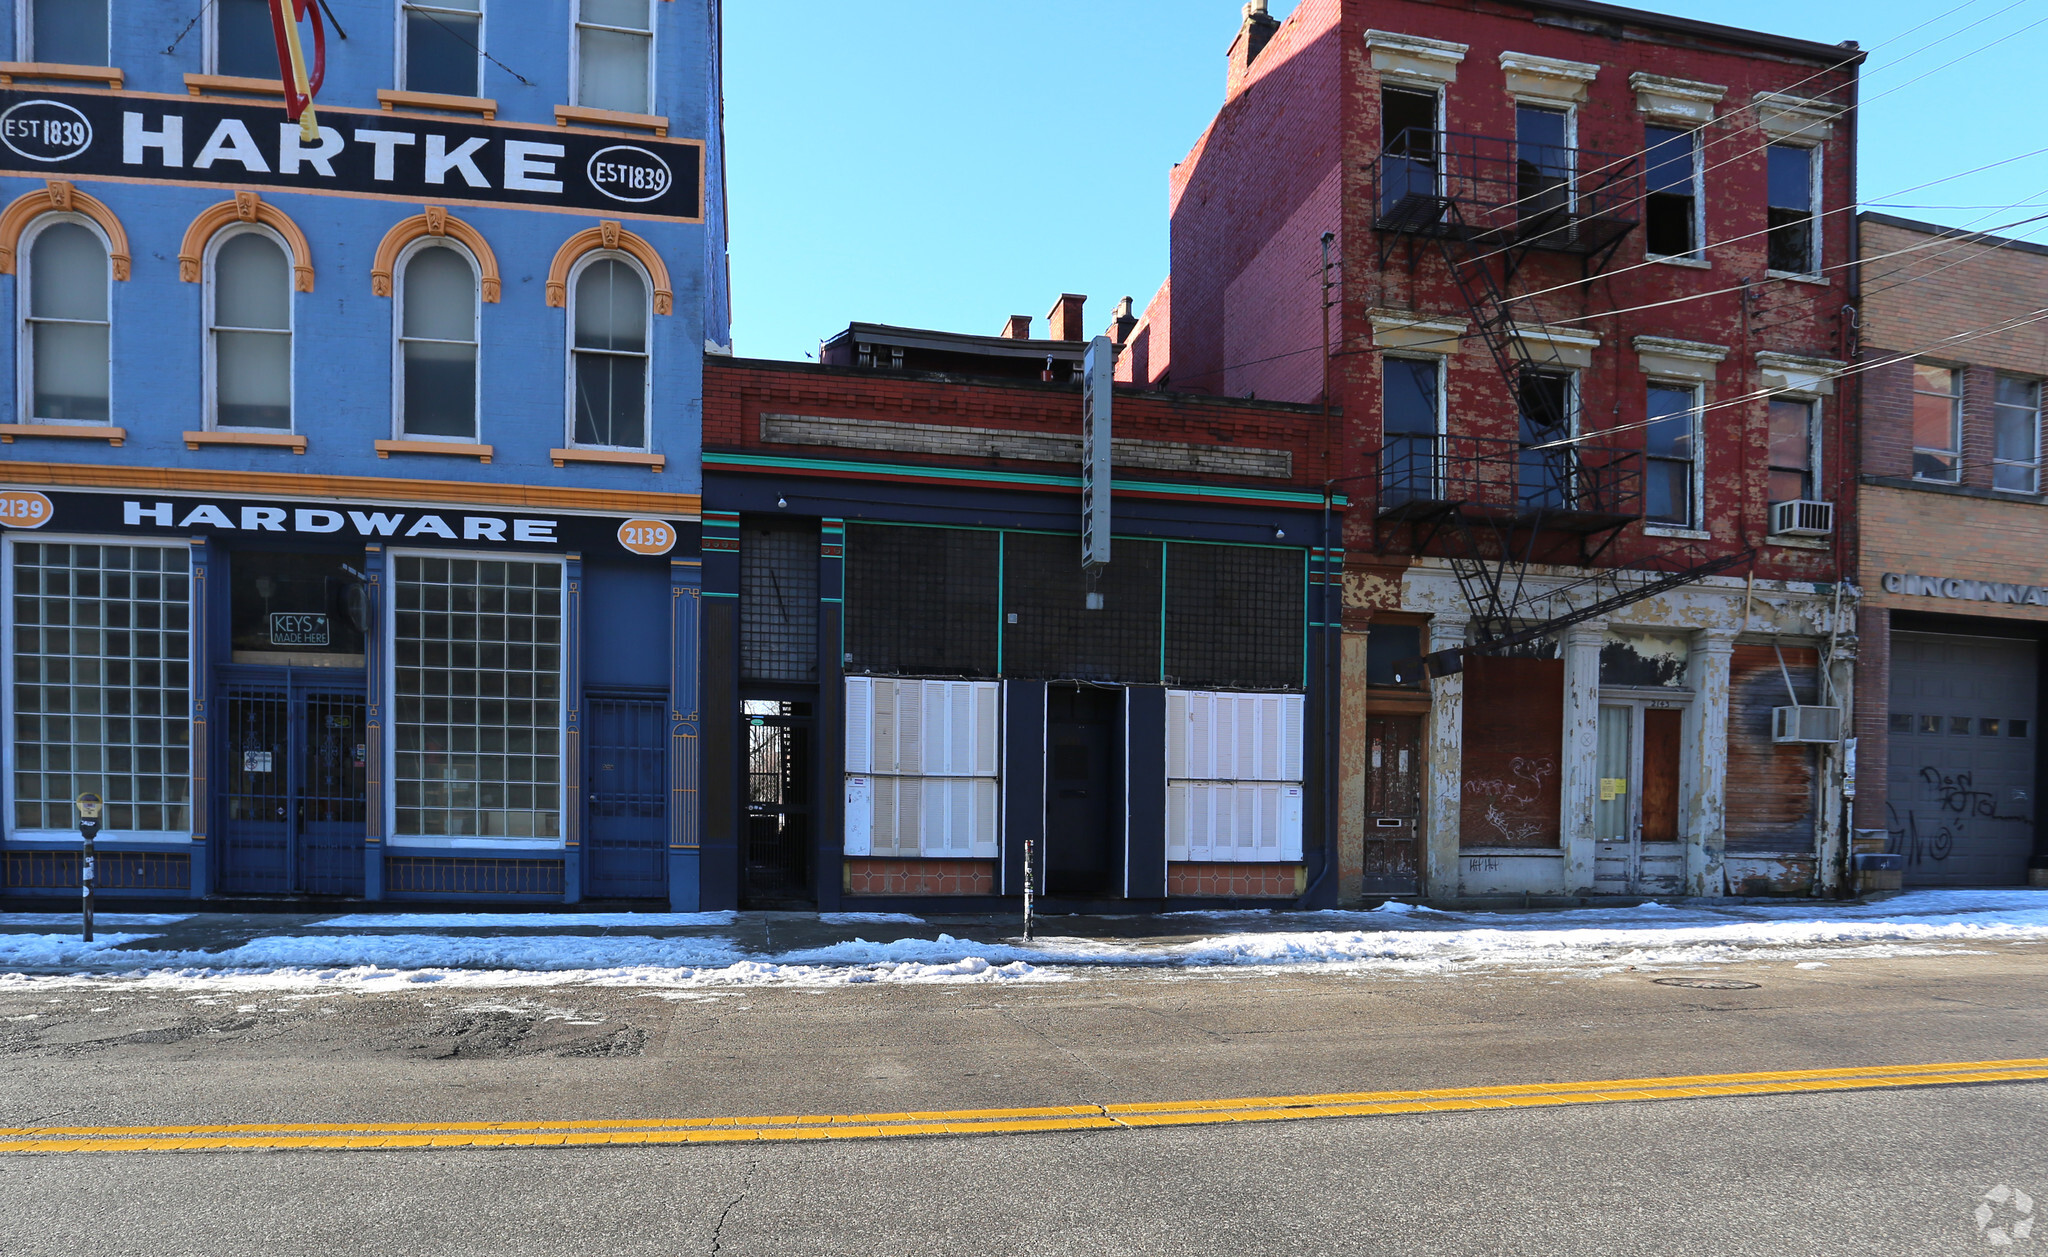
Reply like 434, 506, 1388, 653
0, 890, 2040, 989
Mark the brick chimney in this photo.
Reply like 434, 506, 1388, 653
1104, 296, 1139, 347
999, 314, 1033, 339
1227, 0, 1280, 96
1046, 293, 1088, 342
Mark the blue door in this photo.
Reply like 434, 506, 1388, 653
584, 694, 668, 898
217, 677, 366, 896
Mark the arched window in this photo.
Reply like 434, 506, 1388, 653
21, 218, 110, 424
208, 228, 293, 430
397, 243, 480, 441
568, 255, 650, 449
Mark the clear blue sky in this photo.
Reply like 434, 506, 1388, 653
722, 1, 2046, 362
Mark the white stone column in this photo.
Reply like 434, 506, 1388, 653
1687, 631, 1736, 897
1559, 622, 1606, 894
1423, 616, 1468, 901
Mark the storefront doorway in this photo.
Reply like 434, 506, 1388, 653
1045, 684, 1121, 897
1592, 701, 1686, 894
1362, 712, 1423, 894
743, 698, 814, 906
584, 693, 668, 899
216, 673, 368, 896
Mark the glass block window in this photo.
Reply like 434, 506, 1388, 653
392, 556, 563, 840
9, 542, 191, 834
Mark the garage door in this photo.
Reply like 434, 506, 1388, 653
1887, 632, 2038, 886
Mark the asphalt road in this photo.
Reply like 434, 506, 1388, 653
2, 945, 2045, 1255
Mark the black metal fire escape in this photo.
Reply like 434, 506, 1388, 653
1369, 129, 1756, 675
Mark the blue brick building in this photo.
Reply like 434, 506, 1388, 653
0, 1, 725, 906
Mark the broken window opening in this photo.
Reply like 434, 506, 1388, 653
1381, 86, 1441, 216
1381, 356, 1442, 506
1644, 125, 1699, 258
1766, 143, 1818, 274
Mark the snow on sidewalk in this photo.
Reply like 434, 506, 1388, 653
0, 890, 2041, 990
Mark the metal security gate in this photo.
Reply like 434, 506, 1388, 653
744, 699, 813, 906
1888, 632, 2038, 886
218, 678, 367, 895
584, 695, 668, 898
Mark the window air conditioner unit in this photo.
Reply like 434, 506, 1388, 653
1773, 705, 1842, 744
1770, 499, 1834, 538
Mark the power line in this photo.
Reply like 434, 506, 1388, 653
1451, 1, 2042, 276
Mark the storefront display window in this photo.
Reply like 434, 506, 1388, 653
7, 541, 191, 835
391, 555, 564, 840
230, 552, 368, 663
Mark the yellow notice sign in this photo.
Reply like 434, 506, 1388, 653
1598, 778, 1627, 802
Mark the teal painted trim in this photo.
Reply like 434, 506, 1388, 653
703, 451, 1345, 506
1294, 552, 1310, 687
702, 590, 739, 599
1158, 543, 1169, 682
820, 597, 844, 604
995, 531, 1007, 677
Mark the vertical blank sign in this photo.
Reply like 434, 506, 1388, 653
1081, 335, 1114, 569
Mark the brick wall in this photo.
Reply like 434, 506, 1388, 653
1162, 0, 1860, 588
1167, 862, 1305, 898
844, 859, 997, 897
704, 357, 1333, 493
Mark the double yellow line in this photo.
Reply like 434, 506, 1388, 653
5, 1058, 2043, 1154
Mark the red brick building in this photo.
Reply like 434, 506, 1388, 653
1852, 213, 2048, 888
1139, 0, 1863, 900
694, 306, 1343, 910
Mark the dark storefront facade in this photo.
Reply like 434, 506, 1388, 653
697, 346, 1341, 911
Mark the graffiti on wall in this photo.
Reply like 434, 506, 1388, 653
1464, 756, 1557, 845
1886, 766, 2032, 867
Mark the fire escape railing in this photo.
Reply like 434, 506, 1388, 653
1366, 129, 1756, 674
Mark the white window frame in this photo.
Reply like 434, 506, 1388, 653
391, 236, 483, 444
1911, 361, 1964, 486
1512, 97, 1579, 215
1381, 352, 1448, 502
205, 0, 275, 78
1642, 122, 1706, 262
1643, 379, 1704, 531
15, 212, 113, 429
570, 0, 656, 114
1993, 373, 2042, 495
1378, 80, 1446, 198
19, 0, 110, 66
563, 249, 654, 452
2, 531, 197, 844
1765, 393, 1823, 505
383, 547, 569, 851
1765, 140, 1823, 280
397, 0, 487, 97
203, 223, 295, 434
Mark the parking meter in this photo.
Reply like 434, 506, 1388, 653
74, 794, 101, 942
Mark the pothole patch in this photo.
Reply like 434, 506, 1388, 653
1653, 977, 1762, 990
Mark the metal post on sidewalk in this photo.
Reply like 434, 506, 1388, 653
73, 793, 102, 943
1022, 838, 1035, 942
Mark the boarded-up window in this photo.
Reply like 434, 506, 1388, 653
1725, 644, 1819, 852
1002, 531, 1163, 682
1165, 690, 1306, 862
1460, 655, 1563, 847
843, 677, 1001, 859
844, 525, 999, 678
740, 519, 818, 683
1164, 544, 1303, 690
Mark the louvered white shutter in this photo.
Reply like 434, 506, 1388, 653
845, 678, 873, 774
1165, 689, 1307, 864
845, 775, 873, 856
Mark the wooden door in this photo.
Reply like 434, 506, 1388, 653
1363, 713, 1423, 893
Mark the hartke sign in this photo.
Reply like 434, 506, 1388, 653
0, 89, 703, 218
0, 489, 699, 557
